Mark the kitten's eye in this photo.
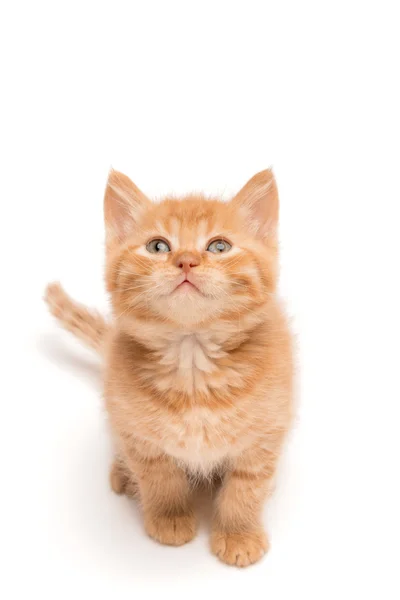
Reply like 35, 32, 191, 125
146, 239, 171, 254
207, 239, 232, 254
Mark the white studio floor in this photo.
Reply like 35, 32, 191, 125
1, 2, 399, 599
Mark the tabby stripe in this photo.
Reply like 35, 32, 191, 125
231, 470, 261, 481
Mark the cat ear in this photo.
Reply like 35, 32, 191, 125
104, 169, 151, 244
232, 169, 279, 240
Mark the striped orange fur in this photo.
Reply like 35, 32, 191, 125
45, 168, 293, 567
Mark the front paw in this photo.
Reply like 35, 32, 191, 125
211, 530, 269, 567
145, 511, 197, 546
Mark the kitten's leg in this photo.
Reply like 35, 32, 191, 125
121, 441, 196, 546
211, 439, 283, 567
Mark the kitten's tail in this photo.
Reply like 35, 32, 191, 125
44, 282, 108, 354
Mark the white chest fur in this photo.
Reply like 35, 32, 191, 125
162, 405, 241, 474
154, 332, 227, 394
152, 334, 243, 472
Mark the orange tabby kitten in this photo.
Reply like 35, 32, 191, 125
45, 168, 293, 567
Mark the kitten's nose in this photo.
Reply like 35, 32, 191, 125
175, 252, 200, 273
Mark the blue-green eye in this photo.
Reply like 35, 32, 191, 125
146, 239, 171, 253
207, 239, 232, 254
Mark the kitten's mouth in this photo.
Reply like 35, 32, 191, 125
174, 275, 201, 294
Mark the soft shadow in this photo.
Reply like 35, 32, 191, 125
37, 332, 102, 390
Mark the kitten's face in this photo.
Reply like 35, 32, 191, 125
105, 170, 279, 327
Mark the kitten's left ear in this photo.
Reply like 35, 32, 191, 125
232, 169, 279, 240
104, 169, 151, 246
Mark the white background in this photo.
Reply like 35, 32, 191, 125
1, 1, 399, 598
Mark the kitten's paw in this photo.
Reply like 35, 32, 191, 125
109, 461, 138, 497
110, 461, 127, 494
211, 530, 269, 567
145, 512, 197, 546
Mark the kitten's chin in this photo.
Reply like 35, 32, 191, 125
155, 294, 220, 327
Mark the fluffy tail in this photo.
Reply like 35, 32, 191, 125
44, 282, 108, 354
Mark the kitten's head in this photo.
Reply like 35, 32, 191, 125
104, 169, 279, 328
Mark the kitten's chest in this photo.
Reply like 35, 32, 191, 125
161, 405, 247, 472
149, 334, 250, 470
114, 330, 254, 472
153, 332, 241, 395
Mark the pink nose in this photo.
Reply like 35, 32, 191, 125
175, 252, 200, 273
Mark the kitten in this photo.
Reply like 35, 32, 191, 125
45, 168, 293, 567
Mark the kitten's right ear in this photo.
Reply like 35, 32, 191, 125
232, 169, 279, 241
104, 169, 151, 244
